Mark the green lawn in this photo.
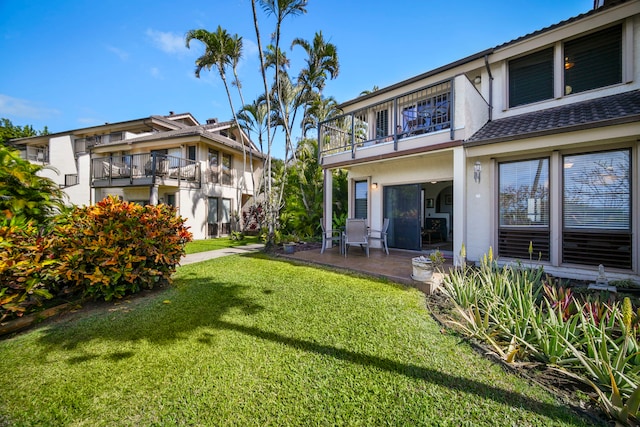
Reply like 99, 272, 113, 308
0, 254, 596, 426
184, 235, 261, 254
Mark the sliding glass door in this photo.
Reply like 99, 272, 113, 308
384, 184, 421, 250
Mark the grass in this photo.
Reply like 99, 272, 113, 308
184, 235, 260, 254
0, 254, 597, 426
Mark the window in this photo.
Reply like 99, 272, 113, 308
498, 158, 550, 260
563, 149, 631, 269
221, 198, 232, 234
208, 149, 219, 183
222, 153, 232, 185
208, 197, 218, 237
375, 109, 388, 138
354, 180, 368, 219
187, 145, 196, 161
508, 48, 554, 108
110, 132, 123, 142
563, 150, 630, 229
564, 25, 621, 95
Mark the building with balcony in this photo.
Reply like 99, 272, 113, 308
12, 112, 264, 240
319, 0, 640, 281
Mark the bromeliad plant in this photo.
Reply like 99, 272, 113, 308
442, 249, 640, 425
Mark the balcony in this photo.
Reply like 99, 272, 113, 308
92, 153, 201, 188
319, 76, 487, 166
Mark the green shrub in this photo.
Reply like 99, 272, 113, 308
0, 219, 58, 322
51, 196, 192, 301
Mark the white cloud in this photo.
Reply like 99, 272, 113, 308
0, 94, 59, 119
106, 45, 129, 61
146, 29, 187, 55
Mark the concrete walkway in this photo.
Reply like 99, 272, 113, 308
180, 243, 265, 265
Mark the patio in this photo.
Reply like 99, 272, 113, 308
280, 244, 454, 290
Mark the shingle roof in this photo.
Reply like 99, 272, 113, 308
465, 90, 640, 146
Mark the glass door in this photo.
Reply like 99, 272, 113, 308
383, 184, 421, 250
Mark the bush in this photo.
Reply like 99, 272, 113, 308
0, 219, 58, 322
51, 197, 192, 301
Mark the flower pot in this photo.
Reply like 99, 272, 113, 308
411, 256, 434, 282
283, 243, 296, 254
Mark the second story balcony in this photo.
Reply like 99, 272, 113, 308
319, 76, 488, 166
91, 153, 201, 188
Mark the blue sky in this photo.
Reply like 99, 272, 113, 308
1, 0, 592, 159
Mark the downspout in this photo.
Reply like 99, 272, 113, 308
484, 54, 494, 121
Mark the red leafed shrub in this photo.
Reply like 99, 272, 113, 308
0, 220, 59, 322
51, 196, 192, 301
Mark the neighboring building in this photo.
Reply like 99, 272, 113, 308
12, 112, 264, 240
319, 0, 640, 281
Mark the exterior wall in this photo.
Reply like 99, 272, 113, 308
345, 150, 455, 250
488, 6, 640, 121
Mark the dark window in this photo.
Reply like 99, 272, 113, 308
498, 158, 550, 260
375, 109, 388, 138
208, 197, 218, 237
354, 180, 368, 219
222, 153, 232, 185
563, 149, 631, 269
508, 48, 554, 108
208, 149, 219, 183
187, 145, 196, 161
564, 25, 621, 95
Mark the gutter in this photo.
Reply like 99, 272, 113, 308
484, 54, 494, 121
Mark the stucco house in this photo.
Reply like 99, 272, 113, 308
319, 0, 640, 282
12, 112, 264, 240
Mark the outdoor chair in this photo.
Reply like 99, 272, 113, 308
368, 218, 389, 255
320, 218, 342, 254
343, 218, 369, 257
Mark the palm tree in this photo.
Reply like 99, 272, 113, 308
359, 85, 380, 96
291, 31, 339, 96
185, 26, 251, 228
301, 96, 340, 138
259, 0, 308, 162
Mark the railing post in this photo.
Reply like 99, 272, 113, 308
393, 97, 399, 151
350, 113, 355, 159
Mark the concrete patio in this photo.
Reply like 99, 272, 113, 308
279, 244, 454, 292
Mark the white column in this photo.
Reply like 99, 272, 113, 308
149, 185, 159, 205
453, 146, 466, 266
324, 168, 334, 238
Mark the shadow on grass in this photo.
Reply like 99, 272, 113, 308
35, 276, 264, 354
211, 319, 592, 426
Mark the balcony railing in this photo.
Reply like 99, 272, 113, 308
92, 153, 201, 187
319, 79, 453, 158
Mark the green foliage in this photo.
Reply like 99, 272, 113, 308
442, 251, 640, 424
0, 220, 57, 322
0, 118, 48, 146
0, 144, 66, 227
51, 196, 192, 301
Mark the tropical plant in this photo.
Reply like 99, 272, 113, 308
0, 144, 66, 227
0, 219, 57, 322
52, 196, 192, 301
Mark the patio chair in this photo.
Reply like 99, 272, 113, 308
343, 218, 369, 257
368, 218, 389, 255
320, 218, 342, 254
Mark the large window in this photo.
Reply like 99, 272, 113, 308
563, 149, 631, 269
208, 149, 219, 183
564, 25, 621, 96
354, 180, 368, 219
222, 153, 232, 185
508, 48, 554, 108
498, 158, 550, 260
